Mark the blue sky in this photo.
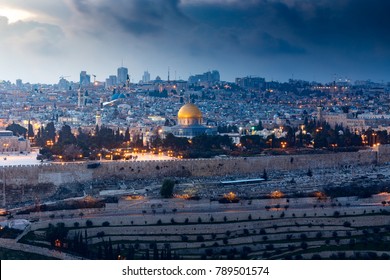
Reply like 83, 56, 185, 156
0, 0, 389, 84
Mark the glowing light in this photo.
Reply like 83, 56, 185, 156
0, 7, 35, 23
313, 191, 327, 200
55, 239, 62, 248
123, 195, 143, 201
377, 192, 390, 196
174, 194, 190, 199
270, 190, 284, 198
223, 192, 237, 201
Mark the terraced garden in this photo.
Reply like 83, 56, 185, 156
19, 202, 390, 260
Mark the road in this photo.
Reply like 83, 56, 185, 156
0, 237, 84, 260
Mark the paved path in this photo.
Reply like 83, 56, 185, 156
0, 237, 85, 260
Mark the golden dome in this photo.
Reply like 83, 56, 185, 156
178, 103, 202, 119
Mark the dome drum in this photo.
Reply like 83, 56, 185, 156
178, 103, 202, 119
167, 103, 215, 138
177, 103, 202, 126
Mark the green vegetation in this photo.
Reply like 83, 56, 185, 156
0, 227, 23, 239
86, 220, 93, 227
46, 223, 69, 247
160, 179, 175, 198
6, 122, 27, 137
324, 184, 390, 198
17, 208, 390, 260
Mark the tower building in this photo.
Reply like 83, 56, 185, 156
117, 67, 128, 86
78, 88, 88, 108
96, 110, 102, 127
142, 71, 151, 83
80, 71, 91, 86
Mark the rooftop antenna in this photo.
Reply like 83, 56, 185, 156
168, 66, 170, 82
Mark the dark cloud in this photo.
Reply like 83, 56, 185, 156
278, 0, 390, 52
68, 0, 307, 56
260, 33, 306, 54
71, 0, 90, 14
1, 0, 389, 83
69, 0, 191, 36
181, 0, 389, 54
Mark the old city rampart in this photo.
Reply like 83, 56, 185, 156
1, 145, 390, 207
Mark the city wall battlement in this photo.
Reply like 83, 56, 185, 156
1, 146, 389, 207
0, 149, 385, 186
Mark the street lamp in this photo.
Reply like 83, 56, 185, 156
46, 140, 54, 147
361, 134, 368, 146
2, 143, 9, 152
372, 132, 377, 147
269, 138, 273, 148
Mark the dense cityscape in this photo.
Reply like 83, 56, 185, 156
0, 70, 390, 261
1, 0, 390, 265
1, 69, 390, 159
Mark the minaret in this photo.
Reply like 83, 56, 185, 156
96, 110, 102, 127
78, 88, 84, 108
317, 106, 323, 122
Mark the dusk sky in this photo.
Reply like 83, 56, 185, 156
0, 0, 389, 84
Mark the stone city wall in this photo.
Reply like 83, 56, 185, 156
0, 149, 382, 186
377, 144, 390, 164
1, 147, 388, 207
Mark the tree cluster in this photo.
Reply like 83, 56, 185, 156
36, 123, 131, 159
160, 179, 175, 198
46, 223, 68, 247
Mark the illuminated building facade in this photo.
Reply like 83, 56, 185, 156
168, 103, 216, 138
0, 131, 31, 153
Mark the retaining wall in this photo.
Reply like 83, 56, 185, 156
1, 146, 388, 207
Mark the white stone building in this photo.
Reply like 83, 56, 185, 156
0, 131, 31, 153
